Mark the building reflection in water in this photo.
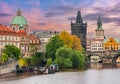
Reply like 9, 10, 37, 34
116, 63, 120, 68
90, 63, 103, 69
89, 63, 120, 69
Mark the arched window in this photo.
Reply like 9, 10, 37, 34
13, 27, 15, 30
19, 25, 23, 30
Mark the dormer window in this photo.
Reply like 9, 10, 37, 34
22, 37, 24, 39
19, 25, 23, 30
13, 27, 15, 30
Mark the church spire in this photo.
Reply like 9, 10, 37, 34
76, 10, 83, 23
17, 8, 22, 16
97, 15, 102, 29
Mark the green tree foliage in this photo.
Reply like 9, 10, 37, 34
46, 58, 52, 67
31, 52, 45, 67
34, 52, 45, 62
1, 53, 8, 63
19, 52, 46, 67
31, 57, 40, 66
54, 46, 73, 69
72, 50, 85, 68
30, 44, 38, 56
2, 45, 21, 60
46, 35, 64, 61
45, 31, 85, 69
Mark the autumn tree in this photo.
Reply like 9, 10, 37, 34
59, 31, 73, 48
72, 35, 82, 51
46, 35, 64, 61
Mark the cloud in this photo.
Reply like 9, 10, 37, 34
68, 17, 76, 21
44, 5, 74, 18
84, 13, 120, 23
0, 13, 12, 17
1, 0, 120, 38
37, 23, 46, 26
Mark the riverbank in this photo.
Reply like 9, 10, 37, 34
1, 68, 120, 84
1, 63, 120, 82
0, 71, 40, 82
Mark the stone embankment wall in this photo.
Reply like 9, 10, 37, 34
0, 60, 18, 75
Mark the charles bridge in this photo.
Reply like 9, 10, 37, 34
86, 50, 120, 65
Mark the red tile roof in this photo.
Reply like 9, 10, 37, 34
0, 25, 27, 36
17, 30, 27, 36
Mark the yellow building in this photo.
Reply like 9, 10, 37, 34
104, 38, 119, 50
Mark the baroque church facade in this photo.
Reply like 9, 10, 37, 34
0, 9, 40, 57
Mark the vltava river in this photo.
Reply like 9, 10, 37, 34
1, 63, 120, 84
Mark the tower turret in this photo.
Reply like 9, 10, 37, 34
76, 10, 83, 23
97, 15, 102, 30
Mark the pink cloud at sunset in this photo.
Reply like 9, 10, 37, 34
0, 0, 120, 38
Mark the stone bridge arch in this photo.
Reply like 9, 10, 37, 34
87, 53, 103, 62
112, 53, 120, 65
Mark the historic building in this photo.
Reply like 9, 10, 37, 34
104, 38, 119, 50
0, 9, 40, 57
71, 10, 87, 50
34, 31, 60, 52
10, 9, 28, 32
86, 38, 91, 51
90, 16, 105, 51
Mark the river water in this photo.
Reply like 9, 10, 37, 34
1, 63, 120, 84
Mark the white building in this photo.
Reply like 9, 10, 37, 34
34, 31, 60, 52
89, 15, 105, 52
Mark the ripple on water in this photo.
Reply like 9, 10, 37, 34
1, 69, 120, 84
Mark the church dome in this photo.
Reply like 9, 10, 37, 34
10, 9, 28, 25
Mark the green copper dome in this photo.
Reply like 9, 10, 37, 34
10, 9, 28, 25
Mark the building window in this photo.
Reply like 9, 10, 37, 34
12, 37, 14, 40
16, 37, 17, 40
19, 25, 23, 30
22, 37, 24, 39
5, 36, 7, 40
13, 27, 15, 30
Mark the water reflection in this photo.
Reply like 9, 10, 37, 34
90, 63, 102, 69
87, 63, 120, 69
1, 63, 120, 84
2, 69, 120, 84
116, 63, 120, 68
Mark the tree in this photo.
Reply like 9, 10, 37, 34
31, 57, 40, 66
34, 52, 45, 61
71, 50, 85, 68
18, 58, 28, 67
30, 44, 38, 56
46, 35, 64, 61
2, 45, 21, 60
46, 58, 52, 67
72, 35, 83, 51
1, 53, 8, 63
59, 31, 73, 48
54, 46, 73, 69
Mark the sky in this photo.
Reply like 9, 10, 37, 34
0, 0, 120, 38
